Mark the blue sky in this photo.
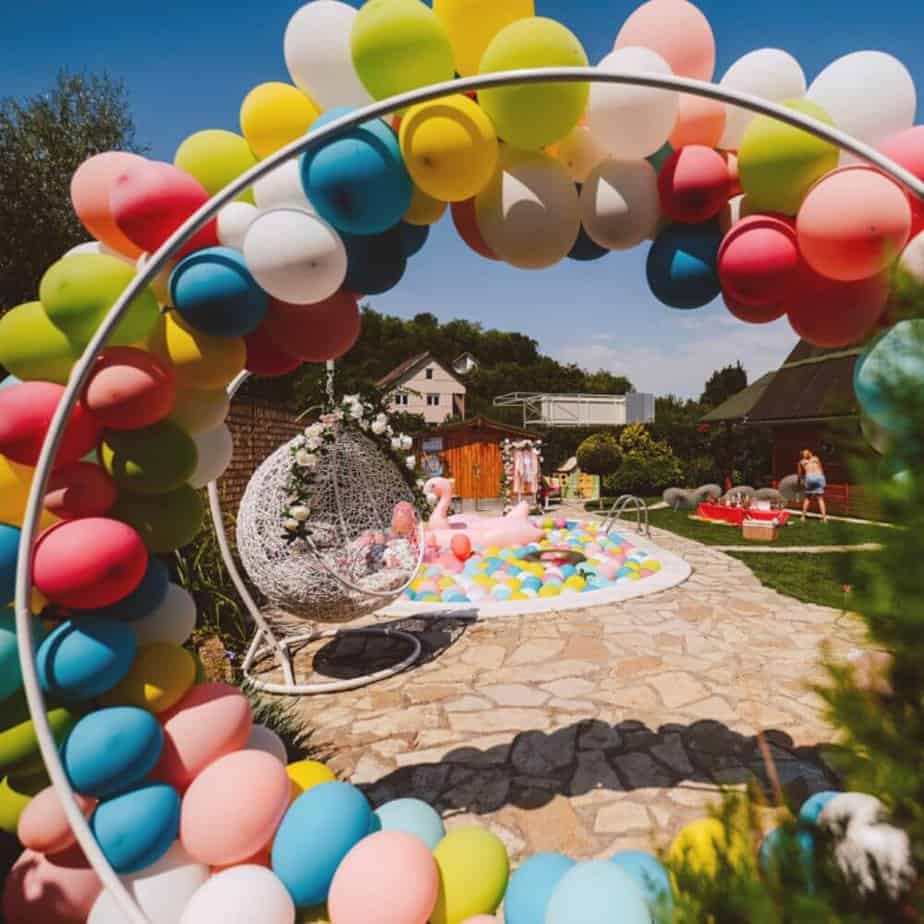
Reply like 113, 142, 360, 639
2, 1, 921, 396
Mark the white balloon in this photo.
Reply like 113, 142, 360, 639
719, 49, 807, 150
131, 584, 197, 647
188, 424, 234, 490
553, 125, 606, 183
246, 724, 288, 765
218, 202, 260, 251
243, 209, 347, 304
88, 842, 208, 924
180, 866, 295, 924
253, 159, 314, 212
169, 388, 230, 436
284, 0, 373, 111
899, 230, 924, 284
580, 159, 661, 251
475, 149, 580, 270
808, 51, 916, 163
588, 47, 679, 160
719, 194, 748, 234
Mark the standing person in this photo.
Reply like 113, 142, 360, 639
798, 449, 827, 523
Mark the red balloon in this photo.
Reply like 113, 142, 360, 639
786, 264, 889, 348
110, 160, 219, 259
44, 462, 118, 520
0, 382, 101, 468
658, 146, 731, 224
81, 346, 176, 430
722, 293, 785, 325
722, 151, 742, 198
879, 126, 924, 238
451, 198, 499, 260
244, 324, 303, 377
450, 533, 472, 562
263, 291, 361, 363
718, 215, 800, 308
32, 517, 148, 609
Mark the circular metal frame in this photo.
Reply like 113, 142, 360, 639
13, 67, 924, 922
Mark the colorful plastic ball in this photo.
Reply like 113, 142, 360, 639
169, 386, 229, 435
647, 222, 723, 309
399, 222, 430, 259
111, 484, 205, 554
476, 148, 580, 269
658, 146, 732, 225
0, 301, 80, 384
478, 18, 588, 151
301, 110, 412, 236
718, 215, 800, 308
287, 760, 336, 798
879, 126, 924, 237
552, 125, 605, 184
175, 129, 257, 202
272, 781, 372, 908
351, 0, 454, 103
342, 226, 408, 295
503, 851, 574, 924
247, 724, 288, 765
101, 420, 198, 496
263, 290, 361, 362
738, 99, 839, 216
670, 95, 726, 150
796, 167, 912, 282
187, 424, 233, 489
431, 827, 509, 924
405, 185, 448, 226
101, 642, 196, 714
546, 861, 650, 924
588, 48, 678, 160
181, 864, 295, 924
254, 160, 315, 212
611, 851, 672, 914
17, 786, 96, 855
129, 582, 197, 647
245, 325, 302, 377
433, 0, 533, 77
0, 381, 101, 468
240, 82, 320, 161
39, 252, 159, 348
580, 159, 660, 251
146, 312, 246, 390
110, 159, 219, 259
82, 347, 176, 430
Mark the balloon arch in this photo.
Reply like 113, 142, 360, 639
4, 9, 924, 924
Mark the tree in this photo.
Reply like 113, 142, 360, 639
0, 71, 141, 312
604, 423, 684, 497
700, 361, 748, 409
576, 431, 622, 476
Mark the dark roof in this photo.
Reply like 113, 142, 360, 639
700, 371, 777, 423
376, 352, 432, 389
421, 416, 536, 440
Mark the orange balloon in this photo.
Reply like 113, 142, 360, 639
451, 533, 472, 561
670, 94, 727, 149
451, 198, 498, 260
70, 152, 145, 259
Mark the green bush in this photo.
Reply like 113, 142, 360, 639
576, 431, 622, 476
601, 424, 685, 496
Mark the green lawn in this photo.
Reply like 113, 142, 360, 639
727, 552, 856, 610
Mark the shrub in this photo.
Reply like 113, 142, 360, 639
576, 431, 622, 476
603, 424, 685, 496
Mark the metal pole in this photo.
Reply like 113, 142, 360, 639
325, 360, 335, 404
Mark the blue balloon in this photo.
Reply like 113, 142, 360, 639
74, 555, 170, 621
37, 617, 137, 702
372, 798, 445, 849
611, 851, 672, 914
0, 524, 19, 605
301, 109, 413, 235
505, 852, 575, 924
799, 790, 840, 827
758, 827, 816, 891
547, 861, 650, 924
343, 227, 407, 295
647, 222, 722, 310
92, 782, 180, 874
399, 221, 429, 258
0, 605, 44, 702
170, 246, 268, 337
272, 781, 372, 908
569, 225, 608, 261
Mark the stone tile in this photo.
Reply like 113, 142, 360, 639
569, 750, 625, 797
445, 696, 493, 713
352, 705, 441, 738
351, 753, 393, 785
461, 644, 508, 670
649, 672, 709, 709
593, 801, 651, 834
560, 635, 610, 662
541, 677, 597, 699
507, 639, 565, 665
513, 796, 596, 856
448, 708, 545, 735
481, 684, 550, 708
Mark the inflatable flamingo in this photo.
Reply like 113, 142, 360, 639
424, 477, 544, 550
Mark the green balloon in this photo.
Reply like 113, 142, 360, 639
738, 99, 840, 216
101, 421, 198, 496
478, 17, 589, 150
39, 253, 160, 348
0, 697, 76, 778
175, 129, 257, 203
352, 0, 455, 102
0, 301, 80, 384
111, 484, 205, 553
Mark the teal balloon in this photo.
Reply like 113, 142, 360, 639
546, 861, 651, 924
343, 227, 407, 295
799, 791, 839, 827
647, 143, 674, 173
647, 222, 722, 310
569, 225, 608, 261
0, 524, 19, 604
505, 852, 575, 924
611, 851, 672, 914
758, 827, 816, 892
0, 605, 44, 702
398, 221, 429, 258
372, 798, 445, 849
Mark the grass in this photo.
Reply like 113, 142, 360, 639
727, 551, 856, 610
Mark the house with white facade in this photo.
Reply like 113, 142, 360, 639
377, 352, 467, 424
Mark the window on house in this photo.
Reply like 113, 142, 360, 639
425, 368, 434, 380
394, 391, 409, 406
427, 394, 440, 407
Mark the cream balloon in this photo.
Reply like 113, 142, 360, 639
88, 842, 208, 924
243, 209, 347, 305
247, 724, 288, 765
588, 48, 678, 160
65, 241, 133, 263
218, 202, 260, 251
718, 49, 806, 151
169, 388, 230, 436
553, 125, 606, 183
475, 149, 580, 270
580, 159, 660, 250
188, 424, 234, 489
179, 866, 295, 924
253, 160, 314, 212
130, 583, 197, 647
900, 231, 924, 284
808, 51, 917, 163
137, 253, 174, 307
284, 1, 373, 111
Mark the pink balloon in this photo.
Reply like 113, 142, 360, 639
210, 847, 272, 873
2, 845, 102, 924
797, 166, 912, 282
154, 682, 253, 791
263, 291, 361, 363
181, 750, 290, 867
878, 125, 924, 237
328, 831, 439, 924
110, 160, 219, 259
32, 517, 148, 609
718, 215, 800, 308
44, 462, 118, 520
0, 382, 102, 468
17, 787, 97, 855
658, 146, 731, 224
669, 94, 727, 150
244, 323, 303, 377
615, 0, 716, 81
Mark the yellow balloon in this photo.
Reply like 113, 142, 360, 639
100, 642, 196, 714
553, 124, 605, 183
399, 95, 499, 203
0, 771, 46, 835
241, 82, 321, 161
434, 0, 535, 77
668, 817, 752, 882
0, 301, 79, 385
404, 185, 448, 226
287, 760, 336, 802
145, 312, 246, 390
175, 130, 257, 205
0, 457, 59, 530
431, 827, 508, 924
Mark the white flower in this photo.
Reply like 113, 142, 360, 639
371, 418, 387, 435
283, 518, 299, 532
305, 436, 322, 451
295, 449, 317, 468
289, 505, 309, 521
405, 455, 416, 470
293, 435, 306, 448
391, 436, 402, 451
400, 435, 413, 451
416, 479, 425, 488
426, 492, 438, 507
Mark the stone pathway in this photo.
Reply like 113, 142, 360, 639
260, 524, 865, 863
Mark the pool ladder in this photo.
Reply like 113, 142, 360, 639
601, 495, 651, 539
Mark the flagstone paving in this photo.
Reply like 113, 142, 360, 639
273, 523, 866, 862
